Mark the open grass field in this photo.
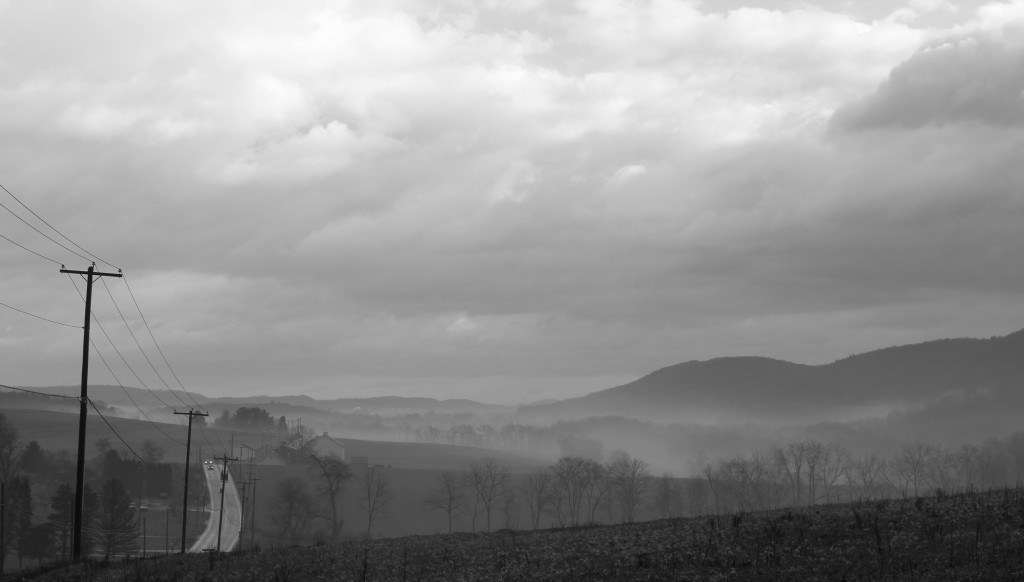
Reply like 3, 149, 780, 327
4, 409, 195, 463
242, 465, 520, 543
3, 408, 551, 469
15, 487, 1024, 581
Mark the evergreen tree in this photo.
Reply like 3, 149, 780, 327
98, 478, 136, 559
19, 441, 48, 474
22, 524, 54, 567
49, 483, 97, 560
8, 477, 32, 567
0, 412, 21, 568
49, 483, 75, 560
82, 484, 99, 557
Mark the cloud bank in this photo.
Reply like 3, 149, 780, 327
2, 0, 1024, 403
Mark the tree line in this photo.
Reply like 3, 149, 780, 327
0, 412, 206, 571
423, 451, 655, 533
692, 431, 1024, 515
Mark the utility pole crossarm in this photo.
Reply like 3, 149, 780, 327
60, 267, 123, 278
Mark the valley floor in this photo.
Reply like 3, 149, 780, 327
15, 488, 1024, 581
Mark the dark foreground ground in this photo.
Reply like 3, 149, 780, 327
10, 488, 1024, 581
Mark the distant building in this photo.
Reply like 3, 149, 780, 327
306, 432, 347, 461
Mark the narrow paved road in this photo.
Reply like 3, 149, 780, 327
189, 460, 242, 552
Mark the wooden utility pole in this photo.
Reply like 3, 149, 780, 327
249, 475, 260, 549
174, 409, 207, 554
214, 454, 237, 552
61, 263, 122, 562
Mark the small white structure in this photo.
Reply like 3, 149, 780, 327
306, 432, 347, 461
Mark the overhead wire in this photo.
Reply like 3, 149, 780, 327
66, 273, 177, 411
7, 192, 230, 455
87, 398, 152, 467
69, 273, 207, 452
119, 276, 230, 453
0, 383, 78, 399
122, 276, 206, 411
0, 299, 80, 328
99, 278, 204, 435
0, 182, 120, 271
196, 421, 224, 457
88, 338, 185, 447
2, 187, 206, 460
0, 198, 93, 264
99, 277, 187, 408
0, 232, 64, 265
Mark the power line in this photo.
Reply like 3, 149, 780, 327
70, 274, 228, 456
67, 274, 177, 412
89, 338, 185, 447
0, 383, 78, 399
0, 231, 64, 265
0, 198, 93, 264
98, 276, 186, 403
86, 398, 151, 467
0, 182, 120, 270
122, 276, 205, 411
197, 419, 226, 456
0, 299, 80, 328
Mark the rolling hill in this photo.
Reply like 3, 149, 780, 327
516, 327, 1024, 426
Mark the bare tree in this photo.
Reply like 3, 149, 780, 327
953, 444, 981, 491
292, 423, 317, 451
520, 469, 553, 530
924, 446, 958, 492
499, 481, 521, 530
424, 470, 465, 533
804, 440, 828, 505
819, 444, 850, 503
549, 456, 590, 527
357, 465, 394, 539
582, 458, 612, 524
702, 461, 722, 515
270, 477, 316, 541
654, 472, 678, 519
307, 453, 351, 540
608, 451, 651, 523
684, 477, 709, 516
891, 442, 937, 498
464, 457, 510, 532
849, 453, 889, 500
978, 438, 1009, 488
774, 443, 807, 507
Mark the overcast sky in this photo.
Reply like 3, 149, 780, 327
2, 0, 1024, 405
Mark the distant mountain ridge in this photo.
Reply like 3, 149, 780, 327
517, 328, 1024, 424
20, 385, 509, 415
